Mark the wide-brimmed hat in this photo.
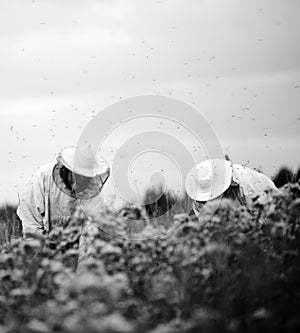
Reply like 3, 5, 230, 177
57, 146, 109, 177
185, 159, 233, 201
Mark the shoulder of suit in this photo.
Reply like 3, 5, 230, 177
232, 163, 276, 189
232, 164, 252, 180
233, 164, 264, 177
34, 163, 56, 179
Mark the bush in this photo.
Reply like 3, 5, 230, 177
0, 184, 300, 332
273, 166, 300, 188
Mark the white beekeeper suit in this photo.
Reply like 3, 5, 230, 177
17, 146, 110, 238
185, 159, 278, 214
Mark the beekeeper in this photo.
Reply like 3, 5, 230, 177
185, 158, 278, 215
17, 146, 110, 238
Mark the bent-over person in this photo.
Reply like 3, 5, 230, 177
185, 158, 278, 217
17, 146, 110, 239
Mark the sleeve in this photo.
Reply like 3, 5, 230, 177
239, 167, 278, 206
16, 170, 46, 238
78, 219, 99, 265
192, 200, 204, 217
255, 172, 278, 205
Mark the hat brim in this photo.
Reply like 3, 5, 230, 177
185, 159, 232, 201
57, 146, 109, 177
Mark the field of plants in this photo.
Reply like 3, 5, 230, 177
0, 183, 300, 333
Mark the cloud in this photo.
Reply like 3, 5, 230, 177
1, 0, 300, 98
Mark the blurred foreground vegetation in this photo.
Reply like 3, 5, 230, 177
0, 181, 300, 333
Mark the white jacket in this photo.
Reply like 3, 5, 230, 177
17, 163, 109, 238
231, 164, 277, 207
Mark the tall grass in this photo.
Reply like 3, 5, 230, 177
0, 204, 22, 244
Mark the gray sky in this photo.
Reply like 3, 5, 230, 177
1, 0, 300, 205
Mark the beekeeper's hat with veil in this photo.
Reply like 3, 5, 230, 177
185, 158, 233, 202
53, 146, 110, 199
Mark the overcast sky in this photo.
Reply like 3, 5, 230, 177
1, 0, 300, 205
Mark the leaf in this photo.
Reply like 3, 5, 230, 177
27, 319, 50, 333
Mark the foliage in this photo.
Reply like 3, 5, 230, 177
273, 166, 300, 188
0, 184, 300, 332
